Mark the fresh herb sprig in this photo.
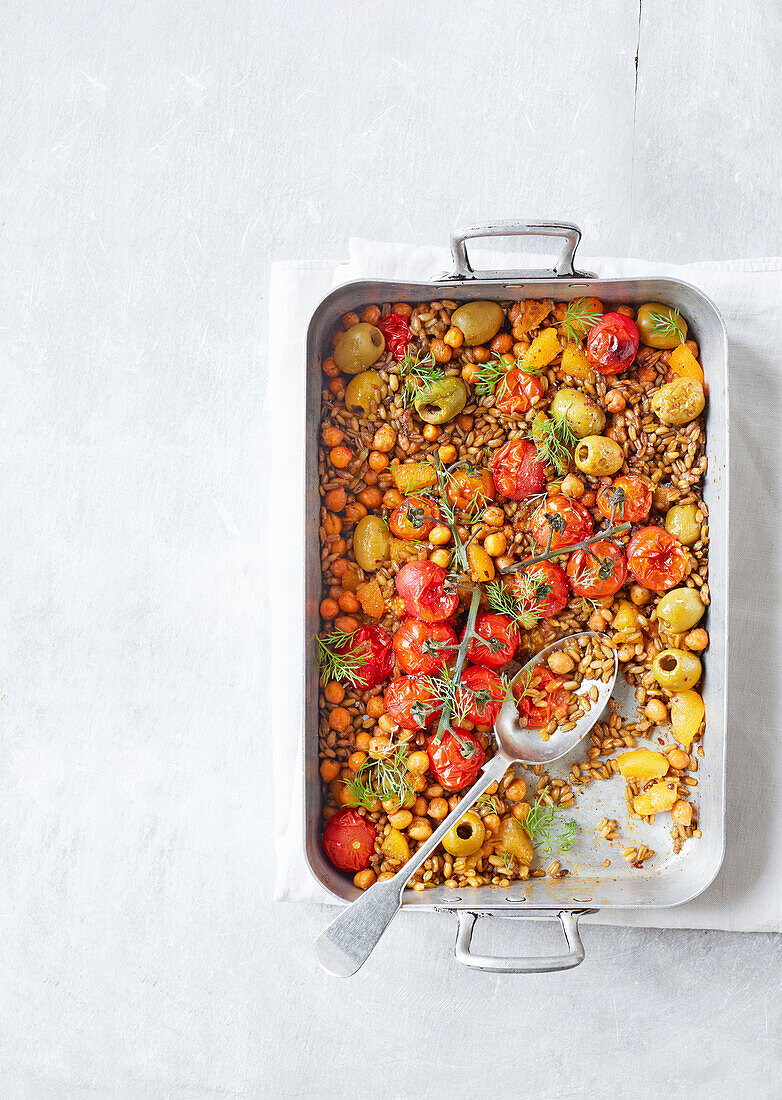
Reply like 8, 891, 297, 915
561, 299, 602, 344
398, 346, 444, 408
501, 522, 631, 574
316, 630, 366, 687
529, 413, 578, 476
485, 574, 549, 630
648, 308, 686, 344
521, 796, 578, 857
344, 744, 414, 810
476, 351, 544, 399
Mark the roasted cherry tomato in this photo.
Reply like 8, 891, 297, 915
445, 466, 495, 511
627, 526, 688, 592
530, 494, 594, 551
464, 612, 520, 669
567, 540, 627, 597
511, 560, 570, 618
376, 312, 411, 361
516, 668, 570, 729
586, 312, 640, 375
395, 560, 460, 622
596, 474, 652, 523
494, 367, 546, 416
322, 809, 377, 872
333, 624, 393, 689
393, 617, 457, 675
490, 439, 547, 501
388, 495, 440, 540
385, 674, 442, 729
426, 728, 486, 790
460, 665, 506, 726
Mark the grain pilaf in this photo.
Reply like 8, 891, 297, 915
316, 298, 708, 891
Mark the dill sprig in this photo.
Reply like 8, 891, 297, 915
476, 352, 544, 399
520, 796, 578, 857
398, 346, 444, 407
648, 307, 686, 344
529, 413, 577, 475
316, 630, 366, 687
476, 791, 502, 814
485, 574, 548, 630
561, 299, 602, 344
343, 744, 414, 810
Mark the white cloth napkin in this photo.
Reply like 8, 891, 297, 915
270, 240, 782, 932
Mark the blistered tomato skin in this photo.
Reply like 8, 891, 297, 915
511, 560, 570, 618
335, 624, 393, 689
586, 312, 640, 375
596, 475, 652, 524
459, 665, 506, 725
393, 617, 458, 675
530, 495, 594, 551
627, 526, 688, 592
395, 561, 460, 622
490, 439, 547, 501
464, 613, 520, 669
384, 674, 442, 729
426, 729, 486, 790
517, 668, 570, 729
567, 540, 627, 597
322, 809, 377, 872
494, 368, 546, 416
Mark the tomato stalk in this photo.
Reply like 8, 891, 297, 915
501, 522, 632, 574
431, 585, 482, 752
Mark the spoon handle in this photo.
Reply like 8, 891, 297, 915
314, 752, 511, 977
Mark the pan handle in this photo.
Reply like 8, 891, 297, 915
447, 221, 594, 280
452, 910, 592, 973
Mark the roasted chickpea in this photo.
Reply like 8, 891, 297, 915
505, 778, 527, 802
422, 424, 441, 442
630, 584, 652, 606
369, 736, 392, 758
427, 797, 449, 820
671, 800, 693, 827
328, 707, 350, 732
561, 473, 585, 499
428, 524, 452, 546
338, 592, 360, 614
366, 696, 385, 719
319, 759, 340, 782
668, 748, 690, 770
430, 338, 452, 364
329, 445, 352, 468
438, 443, 457, 464
323, 681, 345, 705
685, 628, 709, 651
472, 346, 491, 364
354, 868, 376, 890
461, 362, 482, 385
324, 487, 347, 512
357, 487, 383, 509
547, 651, 574, 675
604, 389, 626, 413
444, 326, 464, 348
369, 450, 389, 472
355, 731, 372, 751
644, 699, 668, 724
382, 488, 403, 508
373, 425, 397, 453
408, 817, 433, 841
361, 305, 382, 325
490, 332, 514, 354
483, 532, 507, 557
334, 615, 358, 633
429, 549, 451, 568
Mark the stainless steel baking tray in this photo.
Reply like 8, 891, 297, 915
303, 222, 728, 972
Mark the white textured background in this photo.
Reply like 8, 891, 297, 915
2, 1, 781, 1097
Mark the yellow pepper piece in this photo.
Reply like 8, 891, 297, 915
617, 749, 669, 782
381, 828, 410, 865
522, 327, 561, 373
669, 344, 704, 382
390, 461, 437, 495
559, 342, 593, 380
612, 599, 642, 638
670, 690, 705, 747
467, 543, 495, 583
634, 780, 678, 816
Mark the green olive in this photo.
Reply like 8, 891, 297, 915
651, 379, 705, 426
665, 503, 701, 546
549, 387, 606, 439
652, 648, 702, 690
334, 323, 385, 375
413, 377, 467, 424
656, 588, 705, 634
344, 371, 383, 417
352, 516, 389, 572
450, 301, 504, 346
574, 435, 624, 477
636, 303, 688, 350
442, 810, 485, 857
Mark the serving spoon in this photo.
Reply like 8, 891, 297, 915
314, 630, 618, 977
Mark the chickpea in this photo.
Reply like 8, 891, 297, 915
547, 651, 574, 675
617, 305, 635, 319
430, 338, 452, 364
483, 813, 501, 835
604, 390, 626, 413
588, 610, 606, 632
338, 592, 360, 614
444, 326, 464, 348
376, 872, 395, 883
319, 598, 339, 620
322, 513, 342, 538
322, 425, 344, 447
373, 425, 397, 453
355, 731, 371, 751
388, 809, 413, 830
457, 414, 474, 431
448, 796, 462, 812
668, 748, 690, 770
369, 450, 389, 472
377, 714, 396, 735
495, 555, 514, 571
512, 802, 530, 820
671, 800, 693, 827
644, 699, 668, 724
357, 487, 382, 509
461, 363, 482, 385
685, 339, 699, 358
637, 365, 656, 385
489, 332, 514, 354
484, 532, 507, 557
322, 356, 341, 378
428, 524, 452, 546
429, 549, 451, 568
581, 490, 597, 508
331, 559, 350, 578
505, 779, 527, 802
408, 773, 426, 792
324, 681, 344, 704
319, 759, 340, 782
685, 628, 709, 651
407, 750, 429, 774
330, 539, 346, 556
513, 341, 529, 358
348, 751, 367, 772
408, 818, 433, 841
329, 377, 346, 397
438, 443, 457, 464
394, 303, 413, 317
366, 696, 385, 719
328, 707, 350, 732
630, 584, 652, 606
342, 311, 360, 329
413, 797, 428, 816
471, 347, 490, 364
427, 797, 449, 820
382, 488, 403, 509
369, 736, 392, 758
324, 487, 347, 512
334, 615, 358, 633
423, 424, 441, 442
560, 473, 585, 499
362, 305, 381, 325
344, 502, 367, 524
353, 868, 376, 890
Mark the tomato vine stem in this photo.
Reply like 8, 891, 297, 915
500, 522, 632, 574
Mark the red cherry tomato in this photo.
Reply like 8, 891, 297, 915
586, 312, 640, 375
494, 368, 546, 416
393, 617, 457, 675
459, 666, 506, 726
445, 467, 495, 511
627, 526, 688, 592
322, 809, 377, 872
511, 560, 570, 618
395, 561, 459, 622
426, 728, 486, 790
530, 494, 594, 551
464, 613, 520, 669
567, 540, 628, 597
388, 495, 440, 540
490, 439, 547, 501
516, 668, 571, 729
376, 313, 411, 361
596, 475, 653, 523
384, 674, 442, 729
333, 624, 393, 689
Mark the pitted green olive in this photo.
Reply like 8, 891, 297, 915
442, 810, 485, 857
665, 503, 701, 546
651, 379, 705, 426
549, 387, 606, 439
344, 371, 383, 417
413, 377, 467, 424
334, 323, 385, 374
636, 303, 688, 349
352, 516, 389, 572
652, 648, 702, 690
574, 435, 624, 476
451, 301, 504, 346
656, 588, 705, 634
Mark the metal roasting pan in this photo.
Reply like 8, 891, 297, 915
303, 222, 728, 972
